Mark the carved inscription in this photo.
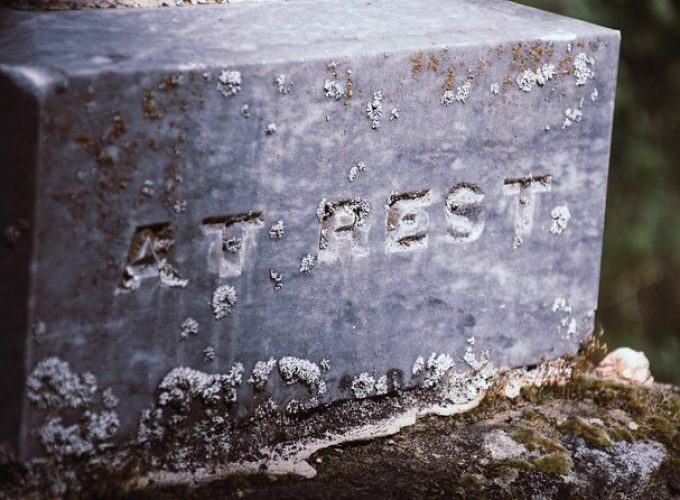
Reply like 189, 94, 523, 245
385, 190, 433, 253
503, 175, 552, 249
202, 212, 264, 278
317, 198, 371, 264
118, 223, 188, 291
445, 183, 485, 243
118, 174, 557, 293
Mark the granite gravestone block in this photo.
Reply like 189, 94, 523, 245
0, 0, 619, 459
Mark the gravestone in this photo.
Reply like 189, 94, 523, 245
0, 0, 619, 460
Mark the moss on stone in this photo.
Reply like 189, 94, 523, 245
498, 458, 534, 472
644, 415, 676, 442
560, 416, 612, 449
533, 452, 572, 476
509, 427, 565, 454
520, 407, 548, 426
607, 424, 635, 442
459, 473, 483, 492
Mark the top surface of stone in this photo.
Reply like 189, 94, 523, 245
0, 0, 618, 76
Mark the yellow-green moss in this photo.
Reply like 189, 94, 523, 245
459, 473, 483, 492
644, 414, 676, 442
560, 416, 612, 449
510, 427, 566, 454
533, 453, 572, 476
521, 408, 549, 426
499, 458, 534, 472
607, 425, 635, 442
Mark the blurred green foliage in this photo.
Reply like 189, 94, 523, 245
517, 0, 680, 383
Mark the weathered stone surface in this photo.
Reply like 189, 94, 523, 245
2, 376, 678, 498
0, 0, 619, 460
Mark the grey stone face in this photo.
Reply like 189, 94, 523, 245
0, 0, 619, 459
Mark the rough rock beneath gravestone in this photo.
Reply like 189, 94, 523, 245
1, 376, 678, 498
130, 379, 680, 499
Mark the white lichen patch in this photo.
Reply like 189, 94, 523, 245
102, 387, 120, 409
550, 204, 571, 234
265, 123, 277, 136
269, 220, 284, 240
389, 108, 400, 121
269, 270, 283, 291
286, 398, 321, 415
516, 64, 556, 92
490, 83, 500, 95
273, 74, 292, 94
38, 417, 93, 457
463, 346, 488, 371
278, 357, 326, 396
438, 362, 497, 407
254, 398, 279, 420
240, 104, 250, 118
137, 409, 165, 444
38, 408, 120, 458
83, 410, 120, 443
319, 359, 331, 372
299, 254, 316, 274
351, 373, 376, 399
179, 317, 199, 340
211, 285, 237, 319
574, 52, 595, 86
158, 364, 244, 408
455, 81, 472, 103
27, 357, 97, 410
366, 91, 383, 129
412, 355, 425, 375
561, 107, 583, 129
422, 353, 455, 389
323, 79, 343, 100
374, 375, 389, 396
203, 346, 216, 363
248, 358, 277, 390
441, 81, 471, 105
216, 70, 242, 97
591, 88, 599, 102
348, 160, 366, 182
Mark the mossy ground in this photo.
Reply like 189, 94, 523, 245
122, 377, 679, 499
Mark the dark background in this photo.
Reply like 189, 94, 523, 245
518, 0, 680, 384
